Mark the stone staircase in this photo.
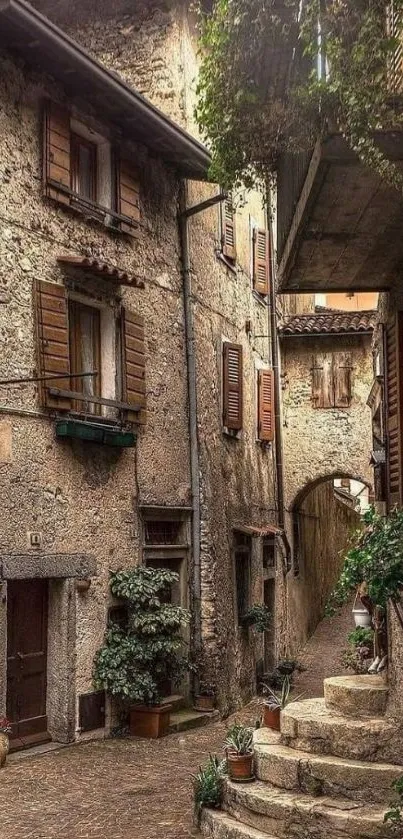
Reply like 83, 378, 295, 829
201, 675, 403, 839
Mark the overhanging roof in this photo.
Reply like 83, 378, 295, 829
0, 0, 211, 179
57, 255, 145, 288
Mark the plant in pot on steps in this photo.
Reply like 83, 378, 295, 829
0, 717, 11, 767
262, 675, 304, 731
224, 723, 254, 781
193, 681, 216, 712
93, 566, 190, 739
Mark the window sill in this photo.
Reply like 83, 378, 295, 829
55, 417, 136, 448
45, 182, 141, 239
216, 251, 237, 275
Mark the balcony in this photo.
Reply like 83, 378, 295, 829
277, 132, 403, 293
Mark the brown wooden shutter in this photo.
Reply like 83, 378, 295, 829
386, 313, 403, 508
117, 158, 140, 236
222, 196, 236, 261
312, 353, 333, 408
35, 279, 71, 410
253, 228, 270, 295
258, 369, 274, 441
334, 352, 353, 407
43, 102, 71, 205
223, 342, 243, 430
121, 307, 146, 423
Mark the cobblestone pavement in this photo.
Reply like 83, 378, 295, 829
0, 608, 351, 839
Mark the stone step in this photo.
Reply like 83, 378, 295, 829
161, 694, 187, 712
201, 808, 276, 839
281, 698, 403, 766
224, 780, 391, 838
324, 676, 388, 718
253, 729, 401, 804
168, 708, 219, 733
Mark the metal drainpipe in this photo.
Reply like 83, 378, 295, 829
178, 182, 227, 695
266, 191, 285, 530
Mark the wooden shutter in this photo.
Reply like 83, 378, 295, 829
117, 158, 140, 236
43, 102, 71, 205
35, 280, 71, 410
258, 369, 274, 441
312, 353, 333, 408
334, 352, 352, 407
222, 196, 236, 261
223, 343, 243, 430
253, 228, 270, 295
386, 313, 403, 508
121, 308, 146, 423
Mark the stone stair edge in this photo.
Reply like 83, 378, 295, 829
224, 779, 389, 818
201, 808, 277, 839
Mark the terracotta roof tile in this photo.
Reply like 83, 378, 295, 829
279, 310, 377, 336
58, 255, 145, 288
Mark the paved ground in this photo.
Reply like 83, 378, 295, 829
0, 606, 352, 839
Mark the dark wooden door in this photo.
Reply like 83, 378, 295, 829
7, 580, 49, 744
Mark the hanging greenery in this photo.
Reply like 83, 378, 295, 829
195, 0, 403, 191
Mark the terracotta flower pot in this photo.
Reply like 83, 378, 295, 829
0, 733, 9, 768
227, 751, 254, 781
193, 695, 215, 712
263, 705, 281, 731
129, 704, 171, 739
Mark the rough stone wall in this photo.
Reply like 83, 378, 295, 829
281, 333, 374, 651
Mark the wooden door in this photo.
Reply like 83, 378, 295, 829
7, 580, 49, 745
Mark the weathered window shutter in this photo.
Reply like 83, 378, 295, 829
222, 196, 236, 261
312, 353, 333, 408
117, 158, 140, 236
334, 352, 353, 407
121, 307, 146, 423
386, 313, 403, 508
35, 279, 71, 410
43, 102, 71, 205
223, 342, 243, 430
253, 228, 270, 295
258, 369, 274, 441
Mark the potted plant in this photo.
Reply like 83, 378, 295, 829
0, 717, 11, 767
194, 682, 215, 712
94, 566, 190, 739
262, 675, 304, 731
193, 754, 227, 825
241, 604, 271, 633
224, 723, 254, 781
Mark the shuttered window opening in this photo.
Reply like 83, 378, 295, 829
43, 101, 141, 236
35, 280, 146, 423
223, 342, 243, 431
253, 228, 270, 295
312, 352, 353, 409
258, 369, 274, 442
385, 313, 403, 508
221, 195, 237, 262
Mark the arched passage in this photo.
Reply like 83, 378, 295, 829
291, 473, 371, 638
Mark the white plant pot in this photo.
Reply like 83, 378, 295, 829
353, 608, 372, 628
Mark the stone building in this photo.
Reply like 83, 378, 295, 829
0, 0, 281, 747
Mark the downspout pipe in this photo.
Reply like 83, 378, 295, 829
178, 182, 227, 695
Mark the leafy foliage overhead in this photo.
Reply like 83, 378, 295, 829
196, 0, 403, 191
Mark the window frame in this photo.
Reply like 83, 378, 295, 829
68, 298, 102, 416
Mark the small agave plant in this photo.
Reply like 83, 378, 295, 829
224, 723, 254, 755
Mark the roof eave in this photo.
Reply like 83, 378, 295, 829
0, 0, 211, 179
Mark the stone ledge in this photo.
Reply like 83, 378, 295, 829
324, 675, 388, 718
0, 554, 97, 580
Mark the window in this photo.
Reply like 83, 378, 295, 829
144, 520, 183, 545
71, 133, 97, 202
234, 532, 251, 626
252, 228, 270, 295
43, 101, 140, 236
263, 537, 275, 570
221, 195, 236, 262
223, 342, 243, 431
69, 300, 101, 415
257, 368, 274, 441
312, 352, 353, 408
35, 279, 146, 423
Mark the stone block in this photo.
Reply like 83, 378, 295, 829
324, 675, 389, 718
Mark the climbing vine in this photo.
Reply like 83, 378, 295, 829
195, 0, 403, 191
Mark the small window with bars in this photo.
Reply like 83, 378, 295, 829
144, 519, 183, 545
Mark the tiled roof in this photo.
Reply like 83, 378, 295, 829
58, 255, 145, 288
279, 310, 377, 337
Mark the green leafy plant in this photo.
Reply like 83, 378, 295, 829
241, 604, 271, 632
384, 776, 403, 830
193, 754, 228, 822
224, 723, 254, 755
347, 627, 374, 649
262, 675, 305, 710
326, 507, 403, 615
93, 567, 190, 706
195, 0, 403, 192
